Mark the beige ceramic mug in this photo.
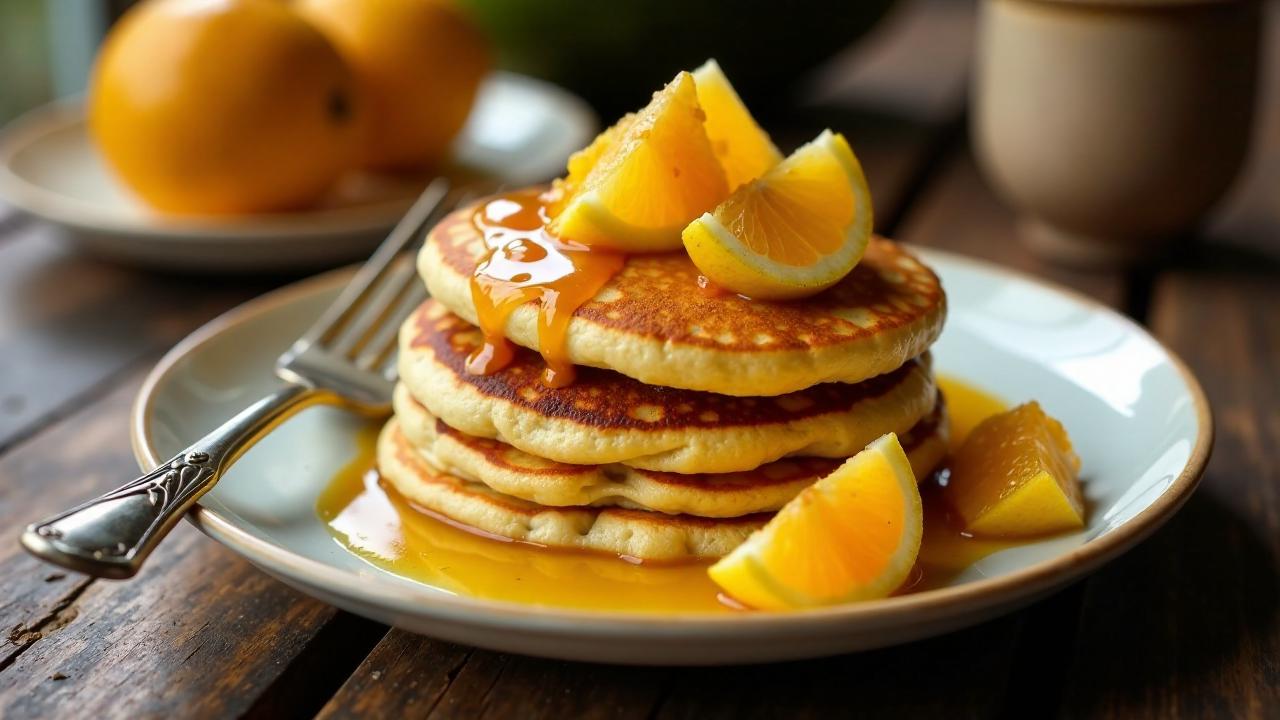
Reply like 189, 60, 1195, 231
973, 0, 1260, 266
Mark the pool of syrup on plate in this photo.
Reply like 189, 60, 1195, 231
316, 376, 1034, 613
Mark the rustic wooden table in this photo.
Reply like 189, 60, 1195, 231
2, 1, 1277, 717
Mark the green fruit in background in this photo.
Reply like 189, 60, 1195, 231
456, 0, 897, 118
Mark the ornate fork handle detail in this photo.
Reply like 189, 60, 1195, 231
21, 383, 323, 578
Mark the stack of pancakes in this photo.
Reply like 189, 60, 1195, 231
377, 206, 948, 563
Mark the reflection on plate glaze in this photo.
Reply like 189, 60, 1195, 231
316, 376, 1079, 612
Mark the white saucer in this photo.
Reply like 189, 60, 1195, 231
0, 72, 596, 271
130, 249, 1211, 664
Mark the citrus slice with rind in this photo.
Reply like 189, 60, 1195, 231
708, 433, 923, 609
691, 59, 782, 190
682, 129, 872, 300
550, 71, 729, 252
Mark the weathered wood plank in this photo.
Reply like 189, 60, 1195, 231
657, 620, 1024, 720
314, 633, 473, 719
0, 523, 352, 720
0, 370, 379, 719
0, 371, 158, 658
455, 655, 667, 720
0, 224, 271, 450
438, 650, 668, 720
319, 617, 1022, 720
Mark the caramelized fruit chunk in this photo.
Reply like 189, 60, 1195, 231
945, 402, 1084, 537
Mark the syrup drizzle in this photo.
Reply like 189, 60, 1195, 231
467, 191, 625, 387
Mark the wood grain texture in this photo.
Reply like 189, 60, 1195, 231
651, 619, 1022, 720
0, 371, 156, 663
321, 635, 672, 720
0, 224, 274, 451
318, 618, 1026, 719
0, 371, 374, 720
315, 633, 473, 719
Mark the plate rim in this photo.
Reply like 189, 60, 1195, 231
129, 247, 1213, 635
0, 71, 597, 242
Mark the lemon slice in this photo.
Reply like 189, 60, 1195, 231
551, 71, 729, 252
708, 433, 922, 609
691, 59, 782, 190
682, 129, 872, 300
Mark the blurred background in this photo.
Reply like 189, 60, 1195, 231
0, 0, 57, 126
2, 0, 1270, 271
1, 0, 897, 123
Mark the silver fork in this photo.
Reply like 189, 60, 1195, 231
21, 178, 472, 579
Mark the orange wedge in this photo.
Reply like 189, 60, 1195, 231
708, 434, 923, 609
682, 129, 872, 300
546, 112, 635, 213
691, 59, 782, 190
945, 402, 1085, 536
550, 72, 729, 252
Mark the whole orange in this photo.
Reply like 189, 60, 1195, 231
296, 0, 490, 171
89, 0, 359, 215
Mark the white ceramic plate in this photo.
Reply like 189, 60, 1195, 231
0, 72, 595, 271
130, 249, 1211, 665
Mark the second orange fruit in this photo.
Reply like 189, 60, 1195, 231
297, 0, 491, 171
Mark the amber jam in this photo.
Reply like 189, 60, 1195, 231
466, 191, 625, 388
317, 377, 1038, 613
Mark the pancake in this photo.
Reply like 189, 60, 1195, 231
393, 382, 950, 516
398, 301, 939, 473
419, 202, 946, 396
378, 419, 764, 562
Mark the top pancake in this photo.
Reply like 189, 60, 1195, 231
419, 201, 946, 396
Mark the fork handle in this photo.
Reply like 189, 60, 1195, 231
21, 383, 323, 579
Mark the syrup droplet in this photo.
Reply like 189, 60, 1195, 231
697, 274, 730, 298
467, 190, 625, 386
